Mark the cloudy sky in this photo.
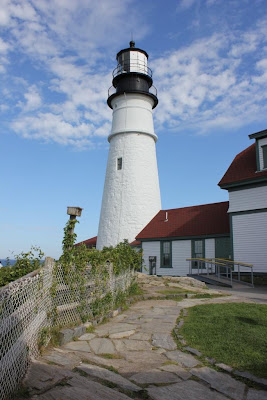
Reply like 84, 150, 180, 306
1, 0, 266, 258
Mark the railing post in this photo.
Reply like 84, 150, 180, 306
251, 267, 254, 287
230, 266, 232, 287
198, 260, 199, 275
238, 264, 240, 282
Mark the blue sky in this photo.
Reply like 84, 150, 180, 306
1, 0, 266, 259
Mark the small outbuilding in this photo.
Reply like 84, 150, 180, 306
136, 202, 230, 276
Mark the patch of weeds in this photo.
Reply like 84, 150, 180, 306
99, 353, 123, 359
128, 281, 144, 296
46, 360, 58, 366
162, 360, 178, 366
49, 327, 61, 347
14, 386, 30, 398
158, 288, 191, 295
75, 368, 88, 377
100, 380, 117, 389
38, 327, 50, 350
138, 390, 150, 400
190, 293, 228, 299
99, 316, 109, 325
106, 365, 119, 374
56, 378, 71, 387
86, 325, 95, 333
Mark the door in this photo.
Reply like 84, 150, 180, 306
192, 239, 205, 269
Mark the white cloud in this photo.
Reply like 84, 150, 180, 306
177, 0, 197, 11
0, 1, 266, 147
12, 113, 94, 146
151, 23, 267, 134
18, 84, 42, 111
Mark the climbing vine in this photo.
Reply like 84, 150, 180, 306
51, 219, 143, 324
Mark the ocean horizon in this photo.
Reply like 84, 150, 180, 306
0, 259, 17, 267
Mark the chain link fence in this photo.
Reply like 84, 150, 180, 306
0, 257, 134, 399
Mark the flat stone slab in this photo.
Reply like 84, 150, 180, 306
147, 380, 229, 400
152, 333, 177, 350
109, 329, 136, 339
35, 375, 133, 400
42, 349, 81, 368
63, 341, 91, 352
130, 332, 151, 341
78, 333, 96, 341
21, 361, 75, 393
113, 339, 152, 352
191, 367, 246, 400
124, 350, 167, 370
89, 338, 116, 354
159, 364, 191, 380
215, 363, 233, 373
129, 369, 181, 385
77, 363, 141, 392
165, 350, 200, 368
95, 323, 139, 337
140, 322, 175, 333
184, 346, 202, 357
247, 389, 267, 400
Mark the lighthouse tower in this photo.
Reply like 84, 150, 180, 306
96, 41, 161, 249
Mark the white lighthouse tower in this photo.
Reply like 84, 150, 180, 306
96, 41, 161, 249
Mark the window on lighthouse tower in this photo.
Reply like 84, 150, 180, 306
117, 157, 122, 170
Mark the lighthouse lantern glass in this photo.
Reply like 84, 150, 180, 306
117, 50, 148, 75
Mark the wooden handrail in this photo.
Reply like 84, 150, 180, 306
211, 258, 253, 268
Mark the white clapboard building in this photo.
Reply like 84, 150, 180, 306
218, 129, 267, 274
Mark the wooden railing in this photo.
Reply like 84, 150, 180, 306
186, 257, 254, 287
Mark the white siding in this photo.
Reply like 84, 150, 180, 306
228, 186, 267, 213
142, 240, 191, 276
258, 137, 267, 170
205, 239, 215, 259
171, 240, 191, 276
232, 212, 267, 273
142, 242, 160, 275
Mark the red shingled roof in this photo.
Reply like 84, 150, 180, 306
219, 143, 267, 188
136, 202, 229, 240
130, 240, 141, 246
75, 236, 97, 247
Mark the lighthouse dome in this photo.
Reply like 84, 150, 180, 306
107, 41, 158, 109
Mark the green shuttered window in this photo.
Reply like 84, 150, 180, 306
161, 241, 172, 268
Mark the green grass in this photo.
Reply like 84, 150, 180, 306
86, 325, 95, 333
99, 353, 123, 359
180, 303, 267, 378
190, 293, 228, 299
158, 288, 193, 295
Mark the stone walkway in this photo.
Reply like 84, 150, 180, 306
16, 290, 267, 400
